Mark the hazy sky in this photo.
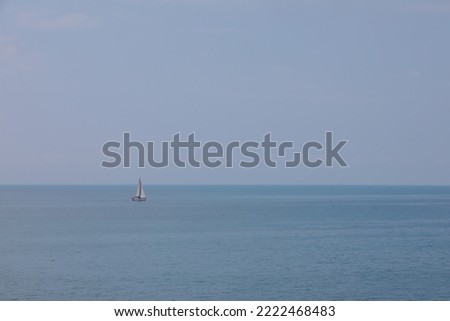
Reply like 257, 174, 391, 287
1, 0, 449, 184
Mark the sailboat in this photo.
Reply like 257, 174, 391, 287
131, 178, 146, 201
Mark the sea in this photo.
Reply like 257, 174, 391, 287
0, 185, 449, 301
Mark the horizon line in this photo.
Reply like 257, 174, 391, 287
1, 183, 450, 187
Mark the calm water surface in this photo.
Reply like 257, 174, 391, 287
0, 185, 449, 300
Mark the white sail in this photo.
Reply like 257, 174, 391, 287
134, 179, 141, 197
139, 183, 145, 198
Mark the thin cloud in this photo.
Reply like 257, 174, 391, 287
19, 11, 97, 31
0, 33, 14, 42
0, 34, 16, 59
0, 33, 37, 75
0, 43, 16, 59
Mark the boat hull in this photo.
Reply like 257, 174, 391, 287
131, 197, 146, 201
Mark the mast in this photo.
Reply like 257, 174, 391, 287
138, 178, 142, 197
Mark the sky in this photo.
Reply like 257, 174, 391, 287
0, 0, 449, 184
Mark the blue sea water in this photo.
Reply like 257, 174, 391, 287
0, 185, 449, 300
